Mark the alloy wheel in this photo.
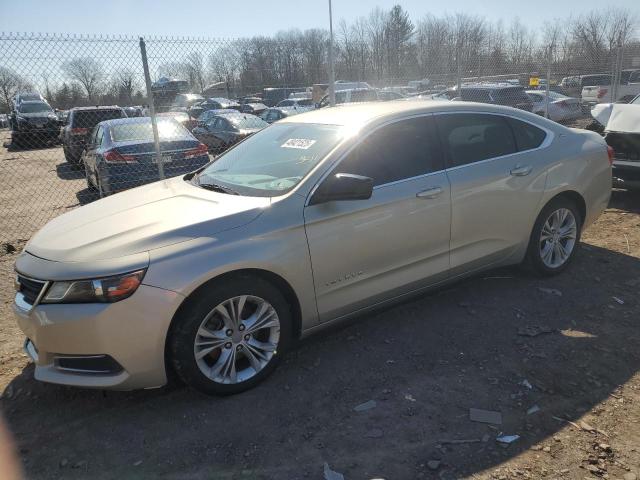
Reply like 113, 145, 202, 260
539, 207, 577, 268
193, 295, 280, 385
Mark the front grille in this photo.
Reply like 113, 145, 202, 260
17, 275, 46, 305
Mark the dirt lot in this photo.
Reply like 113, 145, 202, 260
1, 127, 640, 479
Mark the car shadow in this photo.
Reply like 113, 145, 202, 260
55, 162, 85, 181
3, 139, 60, 152
1, 244, 639, 479
75, 187, 99, 206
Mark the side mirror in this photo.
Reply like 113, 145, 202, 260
309, 173, 373, 206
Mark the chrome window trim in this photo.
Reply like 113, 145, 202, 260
434, 110, 555, 173
305, 112, 443, 206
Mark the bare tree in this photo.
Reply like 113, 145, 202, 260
367, 7, 388, 81
506, 18, 536, 71
114, 69, 140, 104
61, 57, 104, 102
183, 52, 207, 93
0, 67, 31, 113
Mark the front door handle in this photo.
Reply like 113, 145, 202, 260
510, 165, 533, 176
416, 186, 443, 199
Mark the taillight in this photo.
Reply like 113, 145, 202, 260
104, 150, 136, 163
597, 88, 608, 99
607, 146, 615, 166
184, 143, 209, 159
71, 127, 88, 135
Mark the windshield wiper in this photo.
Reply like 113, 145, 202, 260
197, 182, 239, 195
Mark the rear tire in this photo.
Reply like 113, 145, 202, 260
169, 275, 292, 396
84, 162, 97, 192
524, 197, 582, 276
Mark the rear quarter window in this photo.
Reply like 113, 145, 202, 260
508, 118, 547, 151
437, 113, 517, 167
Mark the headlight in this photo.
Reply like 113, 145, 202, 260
42, 270, 146, 304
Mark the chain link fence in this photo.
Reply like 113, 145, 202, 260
1, 17, 639, 246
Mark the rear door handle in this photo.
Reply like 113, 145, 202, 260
510, 165, 533, 176
416, 186, 443, 199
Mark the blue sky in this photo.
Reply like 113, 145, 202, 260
2, 0, 638, 37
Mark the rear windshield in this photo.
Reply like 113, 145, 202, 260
73, 109, 124, 128
111, 120, 191, 142
227, 116, 269, 130
18, 103, 52, 114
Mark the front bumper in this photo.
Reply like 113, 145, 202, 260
13, 283, 184, 390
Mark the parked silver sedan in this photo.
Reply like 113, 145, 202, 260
13, 101, 611, 395
526, 90, 583, 122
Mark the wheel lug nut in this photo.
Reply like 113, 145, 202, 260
239, 324, 245, 331
225, 329, 233, 336
236, 344, 242, 351
244, 334, 250, 341
224, 342, 232, 349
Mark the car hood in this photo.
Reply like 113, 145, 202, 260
604, 104, 640, 134
18, 112, 55, 120
26, 176, 271, 263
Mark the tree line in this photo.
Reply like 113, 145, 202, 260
0, 5, 638, 113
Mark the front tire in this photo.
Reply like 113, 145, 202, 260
169, 275, 292, 395
525, 197, 582, 276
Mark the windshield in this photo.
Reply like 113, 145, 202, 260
228, 116, 269, 130
111, 120, 190, 142
18, 103, 52, 114
196, 123, 343, 196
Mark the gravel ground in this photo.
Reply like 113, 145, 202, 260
1, 126, 640, 480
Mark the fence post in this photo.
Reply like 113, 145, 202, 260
456, 44, 462, 94
328, 0, 336, 106
544, 44, 552, 119
139, 37, 164, 180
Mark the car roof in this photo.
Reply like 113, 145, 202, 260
278, 100, 559, 130
460, 83, 523, 90
216, 112, 259, 118
71, 106, 122, 111
19, 100, 49, 106
207, 97, 238, 103
99, 117, 178, 128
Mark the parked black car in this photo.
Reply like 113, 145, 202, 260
10, 100, 60, 147
447, 84, 534, 112
188, 98, 241, 119
82, 117, 210, 197
191, 112, 268, 155
61, 106, 126, 163
239, 103, 268, 116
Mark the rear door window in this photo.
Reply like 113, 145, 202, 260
508, 118, 547, 151
436, 113, 517, 167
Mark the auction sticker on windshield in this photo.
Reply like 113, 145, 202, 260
281, 138, 317, 149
